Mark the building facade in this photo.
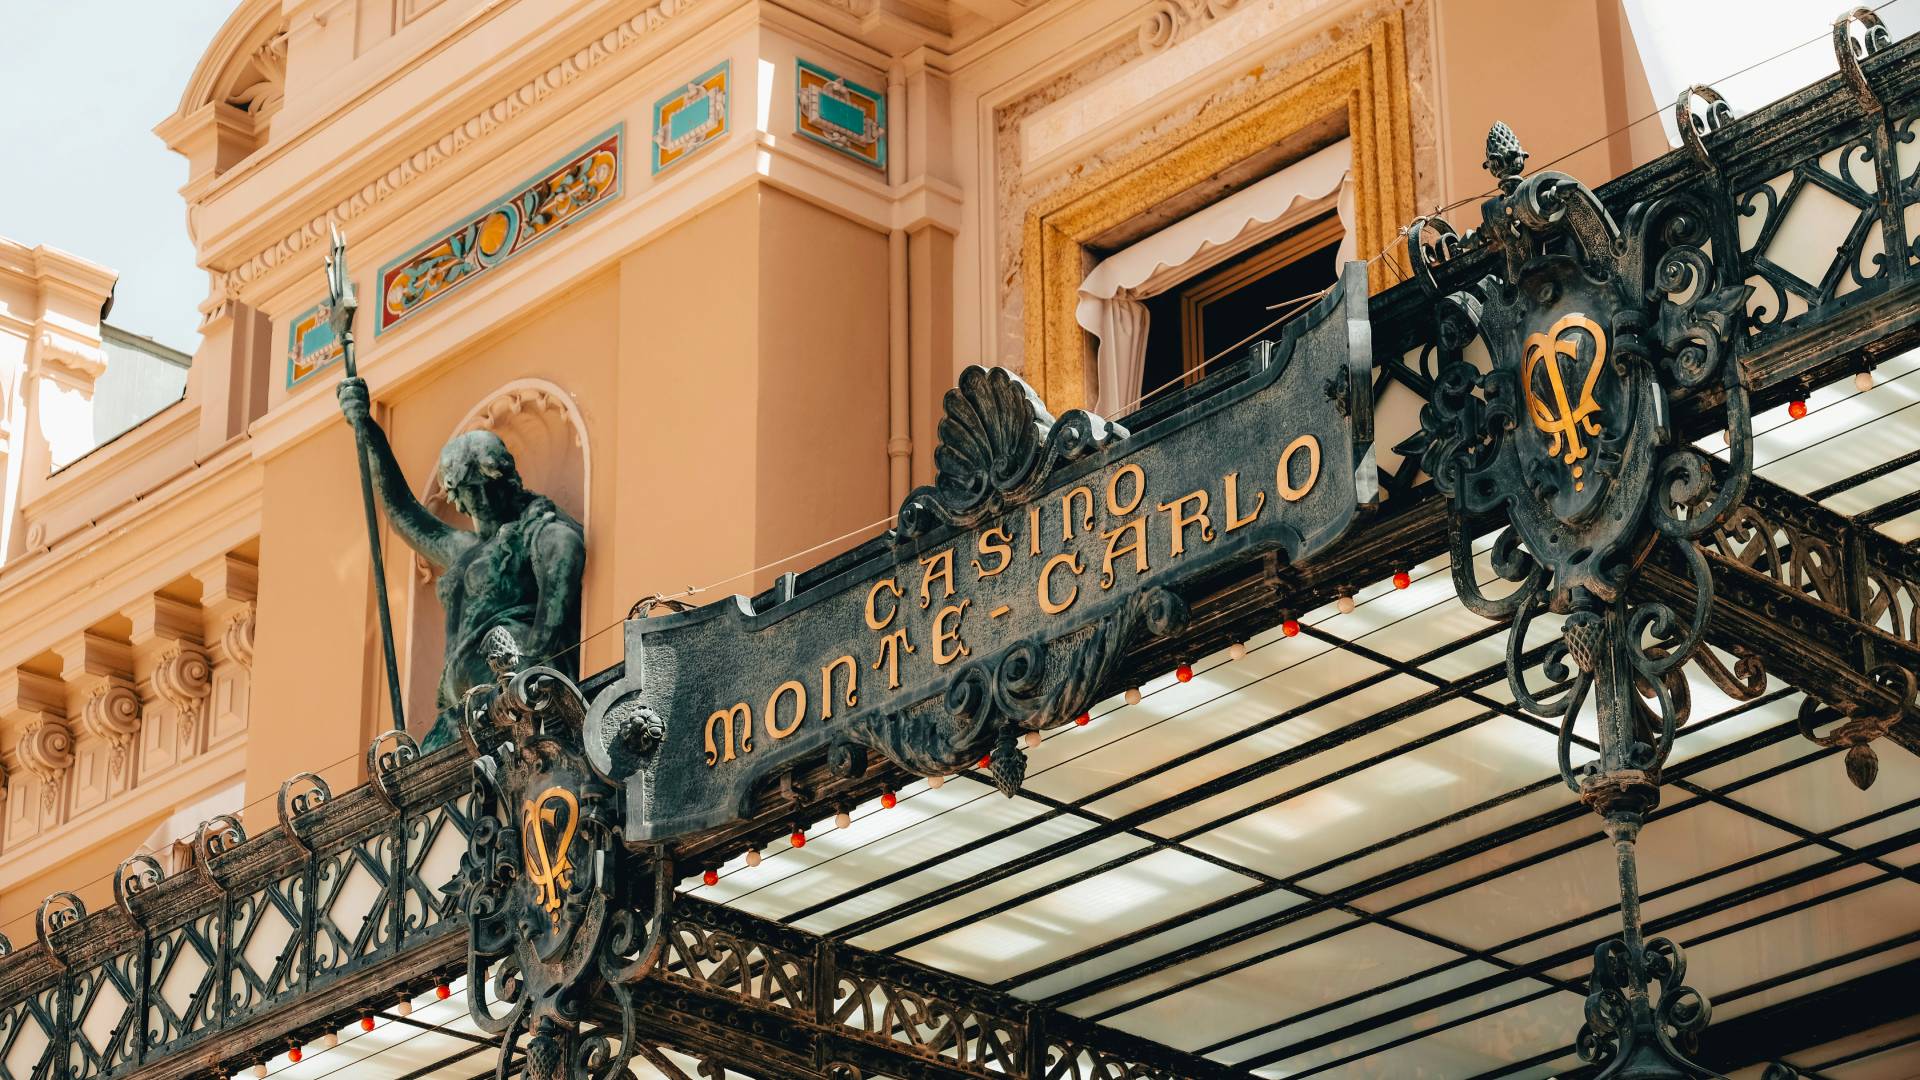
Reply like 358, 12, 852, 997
2, 0, 1920, 1077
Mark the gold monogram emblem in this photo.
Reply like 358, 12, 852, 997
1522, 314, 1608, 493
522, 786, 579, 915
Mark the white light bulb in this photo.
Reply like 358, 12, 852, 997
1124, 687, 1143, 705
395, 999, 412, 1018
1023, 731, 1042, 749
928, 775, 945, 790
1228, 642, 1248, 661
834, 810, 852, 830
1336, 594, 1357, 615
745, 848, 761, 868
1857, 370, 1875, 392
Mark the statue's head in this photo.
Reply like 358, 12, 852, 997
439, 430, 526, 534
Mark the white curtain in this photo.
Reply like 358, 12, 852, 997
1077, 138, 1357, 417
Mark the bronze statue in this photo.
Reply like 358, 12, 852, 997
337, 377, 586, 750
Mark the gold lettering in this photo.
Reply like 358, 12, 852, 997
918, 549, 955, 609
1039, 552, 1084, 615
1224, 470, 1265, 531
1100, 519, 1150, 589
1061, 486, 1095, 541
1157, 489, 1216, 557
765, 680, 808, 740
973, 527, 1013, 579
820, 655, 858, 718
704, 703, 752, 766
874, 629, 915, 689
1276, 435, 1322, 502
1028, 506, 1042, 555
933, 600, 973, 665
865, 578, 903, 630
1106, 462, 1146, 516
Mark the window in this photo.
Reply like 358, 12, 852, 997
1137, 212, 1342, 407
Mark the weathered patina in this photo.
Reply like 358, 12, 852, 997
337, 378, 586, 750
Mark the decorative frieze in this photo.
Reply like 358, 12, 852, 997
796, 60, 886, 171
285, 299, 344, 388
202, 0, 705, 322
652, 62, 729, 173
375, 126, 623, 334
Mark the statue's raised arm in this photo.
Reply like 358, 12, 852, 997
337, 377, 468, 568
336, 375, 586, 750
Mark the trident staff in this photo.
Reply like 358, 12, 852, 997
326, 226, 407, 733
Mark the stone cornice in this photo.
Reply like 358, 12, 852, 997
198, 0, 712, 322
0, 240, 117, 309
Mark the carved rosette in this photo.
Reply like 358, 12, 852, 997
222, 604, 256, 670
80, 679, 143, 776
1138, 0, 1241, 52
18, 715, 75, 810
154, 644, 213, 747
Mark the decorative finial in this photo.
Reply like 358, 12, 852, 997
1484, 121, 1528, 190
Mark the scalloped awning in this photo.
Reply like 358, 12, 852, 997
1077, 137, 1355, 415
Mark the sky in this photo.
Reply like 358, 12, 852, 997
0, 1, 238, 352
0, 0, 1916, 356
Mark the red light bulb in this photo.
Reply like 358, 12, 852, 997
360, 1016, 376, 1033
1074, 711, 1090, 726
1175, 663, 1194, 682
435, 984, 451, 1000
978, 754, 991, 769
1392, 570, 1411, 590
288, 1047, 303, 1064
880, 791, 897, 809
701, 868, 719, 887
1282, 619, 1300, 637
790, 829, 806, 849
1788, 399, 1808, 419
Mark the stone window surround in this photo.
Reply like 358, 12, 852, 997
1018, 10, 1418, 414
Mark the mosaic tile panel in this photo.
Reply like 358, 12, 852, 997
652, 61, 729, 174
377, 126, 623, 334
796, 59, 885, 171
285, 301, 343, 388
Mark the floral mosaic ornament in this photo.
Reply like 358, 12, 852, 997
652, 62, 729, 173
377, 126, 623, 334
795, 60, 885, 171
286, 300, 344, 387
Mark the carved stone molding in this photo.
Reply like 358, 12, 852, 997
1138, 0, 1241, 53
226, 30, 287, 118
154, 645, 214, 747
203, 0, 706, 320
222, 603, 256, 670
18, 714, 74, 810
80, 679, 143, 776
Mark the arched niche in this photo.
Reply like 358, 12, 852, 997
402, 380, 590, 729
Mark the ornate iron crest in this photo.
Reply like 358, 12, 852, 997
1402, 122, 1759, 1079
452, 629, 672, 1080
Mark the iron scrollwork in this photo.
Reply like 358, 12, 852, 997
1400, 122, 1756, 1078
451, 628, 673, 1080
